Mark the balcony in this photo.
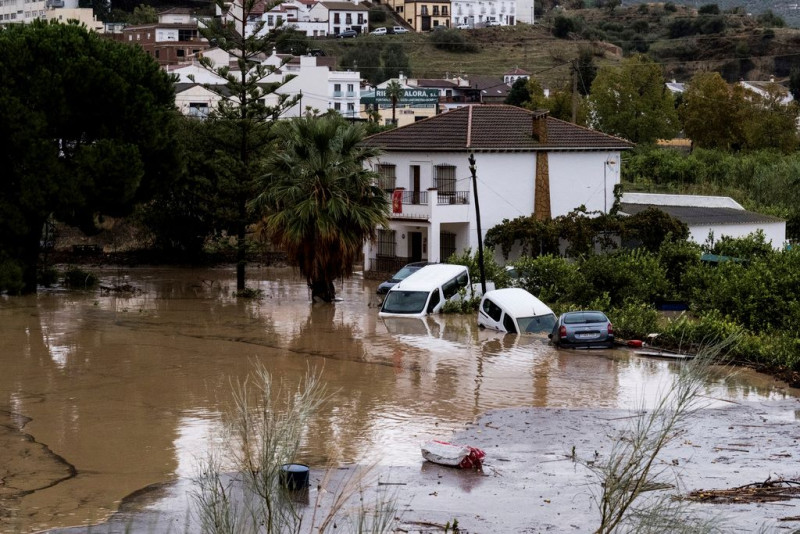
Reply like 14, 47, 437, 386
333, 90, 343, 98
387, 189, 470, 222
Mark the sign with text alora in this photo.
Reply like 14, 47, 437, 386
373, 88, 440, 106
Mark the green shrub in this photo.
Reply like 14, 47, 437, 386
659, 310, 743, 350
607, 300, 660, 340
512, 255, 586, 304
552, 15, 578, 38
578, 249, 669, 306
0, 258, 24, 295
429, 29, 477, 53
446, 247, 510, 289
38, 267, 60, 288
64, 267, 98, 289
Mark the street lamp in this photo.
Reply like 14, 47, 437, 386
604, 157, 616, 214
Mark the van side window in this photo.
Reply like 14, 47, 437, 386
426, 289, 441, 313
443, 271, 469, 300
442, 279, 458, 299
503, 313, 517, 334
482, 299, 502, 321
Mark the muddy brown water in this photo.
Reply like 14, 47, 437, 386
0, 266, 796, 533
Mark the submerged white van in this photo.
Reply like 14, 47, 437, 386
477, 287, 556, 334
378, 264, 471, 317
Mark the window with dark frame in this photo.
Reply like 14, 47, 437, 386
377, 229, 396, 257
434, 165, 456, 197
376, 164, 396, 193
440, 232, 456, 261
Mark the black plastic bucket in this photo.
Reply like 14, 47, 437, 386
280, 463, 310, 490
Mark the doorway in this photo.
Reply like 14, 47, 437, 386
411, 165, 420, 204
410, 232, 423, 262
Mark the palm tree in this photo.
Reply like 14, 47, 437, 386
385, 80, 405, 125
252, 115, 389, 302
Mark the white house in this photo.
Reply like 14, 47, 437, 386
360, 105, 634, 272
451, 0, 517, 26
619, 193, 786, 249
307, 1, 369, 35
172, 49, 361, 120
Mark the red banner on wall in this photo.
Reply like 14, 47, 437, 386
392, 189, 403, 214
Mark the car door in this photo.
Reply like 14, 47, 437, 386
478, 296, 504, 331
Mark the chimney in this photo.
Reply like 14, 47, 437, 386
532, 110, 548, 143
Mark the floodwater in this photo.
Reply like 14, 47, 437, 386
0, 266, 796, 533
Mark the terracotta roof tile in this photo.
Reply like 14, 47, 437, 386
363, 105, 635, 152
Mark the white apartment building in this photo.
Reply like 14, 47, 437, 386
0, 0, 98, 28
450, 0, 517, 27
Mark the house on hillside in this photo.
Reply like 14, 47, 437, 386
360, 105, 634, 272
122, 8, 209, 66
620, 193, 786, 249
173, 49, 360, 119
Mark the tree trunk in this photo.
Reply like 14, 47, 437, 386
236, 198, 246, 292
309, 279, 335, 303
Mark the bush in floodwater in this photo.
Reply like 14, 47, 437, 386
606, 299, 660, 340
63, 267, 98, 289
0, 256, 24, 295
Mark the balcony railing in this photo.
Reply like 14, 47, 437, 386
393, 190, 429, 205
437, 191, 470, 205
333, 90, 343, 97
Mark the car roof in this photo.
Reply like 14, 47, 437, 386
482, 288, 554, 317
389, 264, 467, 292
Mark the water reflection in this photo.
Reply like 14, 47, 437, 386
0, 266, 796, 533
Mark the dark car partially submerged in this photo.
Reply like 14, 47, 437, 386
376, 262, 432, 295
549, 310, 614, 349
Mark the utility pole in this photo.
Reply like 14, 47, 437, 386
468, 153, 486, 295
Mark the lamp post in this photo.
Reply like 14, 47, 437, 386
604, 158, 616, 214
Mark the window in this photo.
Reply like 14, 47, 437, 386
334, 83, 341, 92
347, 102, 355, 114
334, 102, 341, 111
177, 49, 185, 57
482, 299, 502, 322
376, 164, 396, 192
267, 15, 273, 24
377, 229, 396, 257
188, 102, 209, 118
421, 5, 428, 15
334, 13, 340, 23
503, 313, 518, 333
443, 6, 448, 15
155, 50, 160, 58
347, 83, 354, 93
358, 14, 365, 23
433, 6, 439, 15
440, 232, 456, 260
345, 13, 351, 24
442, 272, 468, 299
434, 165, 456, 196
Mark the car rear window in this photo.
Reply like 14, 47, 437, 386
563, 312, 607, 324
518, 313, 557, 333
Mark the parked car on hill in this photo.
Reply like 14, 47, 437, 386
370, 27, 387, 35
549, 311, 615, 349
392, 26, 409, 34
337, 29, 358, 38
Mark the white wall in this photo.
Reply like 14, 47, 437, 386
690, 222, 786, 250
549, 151, 620, 216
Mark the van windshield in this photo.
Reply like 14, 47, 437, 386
518, 313, 557, 334
381, 291, 430, 314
